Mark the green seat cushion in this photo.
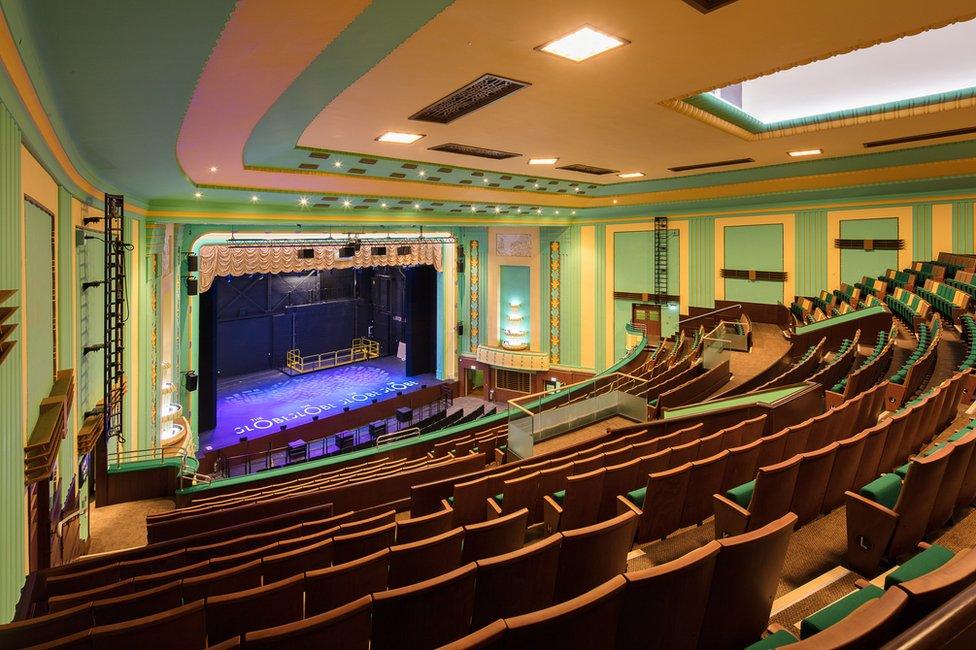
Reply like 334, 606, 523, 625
551, 489, 566, 504
922, 442, 948, 456
884, 545, 955, 589
800, 585, 884, 639
894, 462, 912, 479
492, 493, 503, 504
626, 487, 646, 507
446, 495, 455, 505
860, 473, 903, 510
950, 429, 971, 442
726, 480, 756, 509
744, 629, 799, 650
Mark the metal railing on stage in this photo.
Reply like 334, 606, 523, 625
215, 387, 452, 478
285, 338, 381, 375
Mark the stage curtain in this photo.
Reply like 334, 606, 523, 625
197, 243, 443, 292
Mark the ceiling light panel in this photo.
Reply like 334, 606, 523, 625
376, 131, 425, 144
538, 26, 628, 62
788, 149, 823, 157
528, 158, 558, 165
617, 172, 645, 178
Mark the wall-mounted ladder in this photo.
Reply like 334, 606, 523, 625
653, 216, 669, 296
98, 194, 126, 504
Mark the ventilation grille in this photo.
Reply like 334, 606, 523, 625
411, 74, 530, 124
496, 368, 532, 393
557, 163, 619, 175
863, 126, 976, 148
429, 143, 521, 160
669, 158, 754, 172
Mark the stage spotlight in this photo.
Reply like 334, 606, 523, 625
186, 276, 198, 296
371, 246, 387, 256
184, 371, 198, 392
397, 245, 413, 255
186, 253, 199, 272
456, 323, 464, 335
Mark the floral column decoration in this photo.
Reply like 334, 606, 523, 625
549, 240, 560, 364
469, 238, 480, 352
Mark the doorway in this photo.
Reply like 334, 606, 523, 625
466, 367, 485, 395
631, 303, 662, 340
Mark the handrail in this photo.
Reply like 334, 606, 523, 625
285, 338, 380, 374
375, 427, 420, 446
678, 304, 742, 329
507, 371, 650, 415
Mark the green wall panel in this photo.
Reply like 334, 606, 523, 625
839, 217, 899, 285
724, 223, 784, 304
687, 217, 715, 309
77, 234, 104, 415
795, 210, 827, 296
594, 225, 606, 370
912, 204, 933, 261
952, 201, 975, 253
0, 101, 25, 623
24, 200, 55, 433
612, 229, 679, 360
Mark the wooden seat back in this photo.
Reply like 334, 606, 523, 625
471, 535, 562, 629
460, 508, 528, 564
304, 548, 390, 617
555, 511, 637, 601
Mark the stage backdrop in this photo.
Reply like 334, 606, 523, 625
198, 265, 435, 431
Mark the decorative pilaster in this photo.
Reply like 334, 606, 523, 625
468, 238, 480, 352
549, 240, 560, 364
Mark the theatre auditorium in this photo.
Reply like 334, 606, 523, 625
4, 1, 976, 647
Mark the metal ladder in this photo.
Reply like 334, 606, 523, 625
653, 216, 669, 296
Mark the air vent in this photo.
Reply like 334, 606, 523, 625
410, 74, 530, 124
864, 126, 976, 148
429, 143, 521, 160
359, 158, 377, 165
668, 158, 754, 172
298, 163, 319, 170
390, 173, 406, 178
682, 0, 741, 13
347, 168, 367, 174
558, 163, 619, 175
437, 167, 452, 173
308, 152, 330, 159
401, 163, 418, 169
321, 196, 338, 201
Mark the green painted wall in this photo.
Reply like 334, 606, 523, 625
839, 217, 899, 285
0, 101, 25, 623
912, 204, 933, 261
594, 225, 607, 370
612, 229, 679, 360
24, 200, 55, 433
76, 234, 104, 417
952, 201, 975, 253
795, 210, 828, 297
687, 217, 715, 309
724, 223, 784, 304
55, 187, 75, 508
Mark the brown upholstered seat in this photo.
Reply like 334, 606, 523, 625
790, 587, 908, 649
850, 418, 892, 490
395, 506, 454, 545
696, 513, 797, 650
89, 600, 208, 650
334, 509, 397, 536
47, 578, 135, 613
438, 618, 507, 649
472, 534, 562, 628
877, 409, 910, 474
543, 467, 605, 533
712, 455, 801, 538
599, 458, 641, 521
720, 438, 763, 492
451, 470, 517, 527
618, 463, 691, 543
180, 559, 263, 603
680, 450, 730, 528
668, 439, 700, 468
554, 511, 637, 601
388, 527, 465, 588
0, 603, 93, 649
242, 594, 372, 649
487, 471, 541, 522
204, 574, 305, 645
822, 430, 867, 513
790, 442, 839, 525
502, 574, 627, 649
371, 563, 478, 650
696, 431, 725, 460
896, 548, 976, 623
617, 540, 720, 650
846, 446, 953, 575
304, 548, 390, 616
780, 418, 813, 460
91, 580, 181, 626
332, 522, 397, 565
928, 432, 976, 531
461, 507, 528, 564
755, 428, 789, 468
261, 538, 334, 584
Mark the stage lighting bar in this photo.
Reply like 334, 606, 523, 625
226, 235, 456, 249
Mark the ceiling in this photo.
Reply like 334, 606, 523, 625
3, 0, 976, 220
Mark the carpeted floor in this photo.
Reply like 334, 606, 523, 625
85, 497, 175, 556
723, 323, 792, 392
533, 416, 635, 456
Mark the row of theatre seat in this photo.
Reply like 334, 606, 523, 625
714, 371, 966, 543
3, 511, 801, 650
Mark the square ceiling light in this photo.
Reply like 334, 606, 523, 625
538, 26, 628, 62
376, 131, 425, 144
788, 148, 823, 157
617, 171, 645, 178
528, 157, 558, 165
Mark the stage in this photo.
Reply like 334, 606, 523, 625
199, 356, 437, 452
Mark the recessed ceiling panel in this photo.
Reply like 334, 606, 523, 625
410, 73, 530, 124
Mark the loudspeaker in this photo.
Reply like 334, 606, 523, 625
186, 276, 198, 296
397, 245, 412, 255
186, 253, 199, 272
371, 246, 387, 256
456, 323, 464, 336
457, 246, 465, 273
184, 370, 198, 392
297, 248, 314, 259
338, 245, 356, 258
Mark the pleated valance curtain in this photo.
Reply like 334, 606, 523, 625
197, 243, 443, 292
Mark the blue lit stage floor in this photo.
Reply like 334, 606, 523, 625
199, 356, 437, 453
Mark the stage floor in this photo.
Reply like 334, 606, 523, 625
199, 356, 437, 452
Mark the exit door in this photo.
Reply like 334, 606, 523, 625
631, 303, 662, 339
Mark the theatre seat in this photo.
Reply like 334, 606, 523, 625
241, 594, 371, 649
460, 508, 528, 564
304, 548, 390, 616
395, 505, 454, 545
542, 467, 605, 533
387, 527, 464, 588
331, 522, 397, 564
713, 456, 801, 539
618, 463, 690, 543
554, 512, 636, 602
204, 574, 305, 645
471, 534, 562, 629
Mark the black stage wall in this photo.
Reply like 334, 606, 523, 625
197, 265, 436, 432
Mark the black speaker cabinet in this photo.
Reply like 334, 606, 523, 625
186, 276, 198, 296
456, 323, 464, 336
186, 253, 199, 272
184, 370, 198, 392
297, 248, 314, 259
